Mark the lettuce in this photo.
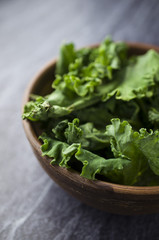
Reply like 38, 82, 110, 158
39, 134, 130, 184
106, 119, 159, 185
106, 50, 159, 101
23, 37, 159, 185
52, 118, 109, 151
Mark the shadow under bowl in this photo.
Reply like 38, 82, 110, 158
22, 42, 159, 215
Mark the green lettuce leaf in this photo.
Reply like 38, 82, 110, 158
39, 133, 130, 184
22, 96, 71, 121
149, 108, 159, 124
106, 119, 159, 185
53, 118, 109, 151
22, 79, 118, 121
56, 43, 76, 75
22, 97, 50, 121
106, 50, 159, 101
54, 37, 128, 98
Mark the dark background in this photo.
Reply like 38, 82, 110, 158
1, 0, 159, 239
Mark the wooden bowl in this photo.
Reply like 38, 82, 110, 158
22, 42, 159, 215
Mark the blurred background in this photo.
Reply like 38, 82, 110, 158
1, 0, 159, 239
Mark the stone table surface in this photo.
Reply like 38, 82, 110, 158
1, 0, 159, 239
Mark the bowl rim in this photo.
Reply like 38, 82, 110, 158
22, 41, 159, 196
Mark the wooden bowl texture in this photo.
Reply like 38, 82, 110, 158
22, 43, 159, 215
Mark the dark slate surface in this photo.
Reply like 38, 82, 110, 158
1, 0, 159, 239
